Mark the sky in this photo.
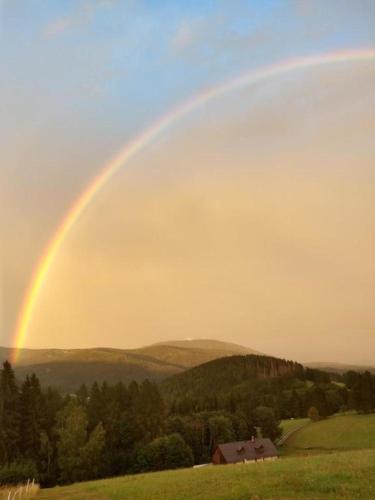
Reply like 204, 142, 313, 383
1, 1, 375, 364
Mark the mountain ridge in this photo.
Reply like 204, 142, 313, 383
0, 339, 259, 391
1, 341, 373, 391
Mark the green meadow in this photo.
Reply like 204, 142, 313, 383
279, 417, 309, 443
280, 417, 309, 435
37, 413, 375, 500
283, 413, 375, 454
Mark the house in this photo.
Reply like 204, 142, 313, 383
212, 436, 278, 465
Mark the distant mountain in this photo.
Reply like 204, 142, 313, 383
138, 339, 260, 368
305, 361, 375, 374
0, 340, 259, 391
153, 338, 258, 352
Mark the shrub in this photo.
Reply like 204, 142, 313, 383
255, 406, 282, 441
307, 406, 320, 421
135, 433, 194, 472
0, 461, 38, 486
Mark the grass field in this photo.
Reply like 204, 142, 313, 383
0, 483, 39, 499
38, 449, 375, 500
280, 417, 309, 436
37, 413, 375, 499
284, 413, 375, 453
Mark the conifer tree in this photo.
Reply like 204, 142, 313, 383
0, 361, 21, 463
20, 373, 44, 461
76, 384, 89, 406
87, 382, 102, 430
134, 380, 165, 442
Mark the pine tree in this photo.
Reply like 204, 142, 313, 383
87, 382, 102, 430
76, 384, 89, 406
134, 380, 165, 442
307, 386, 329, 418
0, 361, 21, 463
354, 372, 374, 413
291, 389, 302, 418
19, 373, 44, 461
113, 382, 129, 413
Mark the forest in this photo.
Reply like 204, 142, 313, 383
0, 354, 374, 487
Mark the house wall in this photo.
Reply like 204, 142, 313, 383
244, 456, 278, 464
212, 448, 226, 465
214, 455, 278, 465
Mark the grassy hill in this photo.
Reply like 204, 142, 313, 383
278, 418, 310, 445
280, 418, 309, 436
37, 449, 375, 499
0, 340, 258, 391
283, 413, 375, 454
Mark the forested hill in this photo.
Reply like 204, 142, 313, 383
162, 354, 307, 400
161, 354, 339, 418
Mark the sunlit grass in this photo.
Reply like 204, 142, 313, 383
284, 413, 375, 453
38, 449, 375, 499
280, 417, 309, 435
0, 483, 39, 499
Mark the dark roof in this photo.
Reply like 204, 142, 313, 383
215, 438, 277, 463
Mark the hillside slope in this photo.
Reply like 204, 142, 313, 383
284, 413, 375, 453
0, 340, 258, 391
162, 354, 304, 401
37, 449, 375, 499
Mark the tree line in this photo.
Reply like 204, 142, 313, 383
1, 357, 374, 488
161, 355, 345, 420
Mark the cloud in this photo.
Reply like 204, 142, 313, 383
168, 8, 272, 70
172, 22, 195, 50
44, 0, 117, 38
45, 16, 76, 37
171, 17, 211, 51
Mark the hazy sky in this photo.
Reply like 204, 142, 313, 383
1, 1, 375, 364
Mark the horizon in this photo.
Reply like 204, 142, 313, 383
1, 337, 374, 367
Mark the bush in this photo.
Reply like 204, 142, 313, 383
0, 461, 38, 486
135, 433, 194, 472
307, 406, 320, 421
255, 406, 282, 441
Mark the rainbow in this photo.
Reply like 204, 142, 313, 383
12, 47, 375, 361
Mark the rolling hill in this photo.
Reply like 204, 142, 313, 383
283, 413, 375, 454
0, 340, 259, 391
161, 353, 305, 403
